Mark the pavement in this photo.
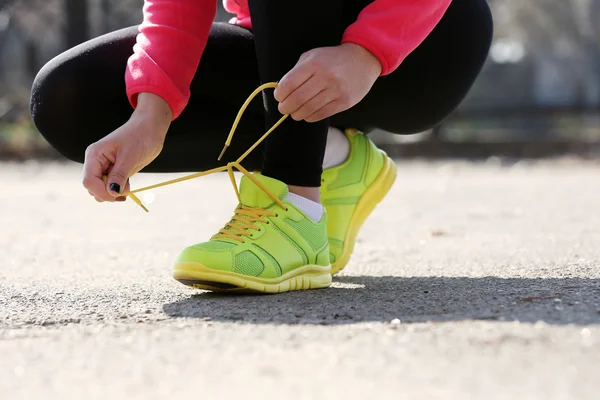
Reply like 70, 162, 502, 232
1, 159, 599, 399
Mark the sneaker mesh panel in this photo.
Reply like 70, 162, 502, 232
233, 250, 265, 276
285, 218, 328, 252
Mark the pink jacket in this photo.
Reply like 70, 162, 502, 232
126, 0, 451, 119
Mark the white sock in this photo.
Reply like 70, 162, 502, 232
284, 192, 323, 223
323, 127, 350, 169
279, 127, 345, 223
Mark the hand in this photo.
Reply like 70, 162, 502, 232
82, 93, 172, 203
274, 43, 382, 122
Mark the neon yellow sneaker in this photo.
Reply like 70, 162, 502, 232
173, 173, 332, 293
321, 129, 397, 274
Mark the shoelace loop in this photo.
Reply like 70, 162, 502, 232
119, 82, 289, 212
213, 205, 276, 243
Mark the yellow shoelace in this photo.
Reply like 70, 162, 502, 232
214, 205, 275, 243
111, 82, 289, 222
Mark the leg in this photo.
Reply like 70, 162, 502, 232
174, 1, 353, 292
247, 0, 346, 190
30, 26, 137, 163
320, 0, 492, 274
331, 0, 494, 133
30, 23, 266, 172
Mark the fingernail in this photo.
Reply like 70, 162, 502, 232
116, 196, 127, 202
109, 183, 121, 194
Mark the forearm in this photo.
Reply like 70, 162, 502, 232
125, 0, 217, 120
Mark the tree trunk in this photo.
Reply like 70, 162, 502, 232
101, 0, 112, 33
64, 0, 89, 49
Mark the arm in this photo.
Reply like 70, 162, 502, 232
125, 0, 217, 120
341, 0, 452, 75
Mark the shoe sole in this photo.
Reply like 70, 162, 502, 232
331, 153, 397, 275
173, 263, 332, 293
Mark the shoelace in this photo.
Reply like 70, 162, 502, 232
214, 205, 275, 243
112, 83, 289, 242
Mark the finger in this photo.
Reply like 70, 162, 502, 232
291, 89, 336, 122
115, 182, 130, 202
123, 179, 131, 194
83, 146, 113, 202
305, 100, 345, 123
104, 165, 131, 193
274, 60, 315, 103
106, 151, 136, 198
89, 190, 114, 203
278, 76, 326, 116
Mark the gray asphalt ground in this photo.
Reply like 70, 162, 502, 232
1, 159, 600, 399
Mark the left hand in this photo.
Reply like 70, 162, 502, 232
274, 43, 382, 122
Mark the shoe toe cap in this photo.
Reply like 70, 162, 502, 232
175, 241, 236, 272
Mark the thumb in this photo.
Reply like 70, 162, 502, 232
106, 155, 136, 197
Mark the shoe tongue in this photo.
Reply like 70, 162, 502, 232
239, 174, 289, 209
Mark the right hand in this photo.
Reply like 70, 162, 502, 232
82, 93, 172, 203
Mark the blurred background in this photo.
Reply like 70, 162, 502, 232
0, 0, 599, 160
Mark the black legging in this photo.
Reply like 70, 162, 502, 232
30, 0, 493, 187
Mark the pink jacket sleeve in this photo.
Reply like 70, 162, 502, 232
125, 0, 217, 120
342, 0, 452, 75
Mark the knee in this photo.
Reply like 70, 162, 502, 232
480, 0, 494, 41
474, 0, 494, 59
457, 0, 494, 66
30, 58, 86, 163
30, 56, 73, 132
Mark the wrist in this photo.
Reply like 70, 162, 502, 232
341, 42, 382, 77
132, 92, 173, 130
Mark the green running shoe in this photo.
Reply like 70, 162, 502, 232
174, 173, 332, 293
321, 129, 397, 274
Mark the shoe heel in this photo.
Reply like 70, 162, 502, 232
331, 154, 397, 274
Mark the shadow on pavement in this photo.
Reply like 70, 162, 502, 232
163, 276, 600, 326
